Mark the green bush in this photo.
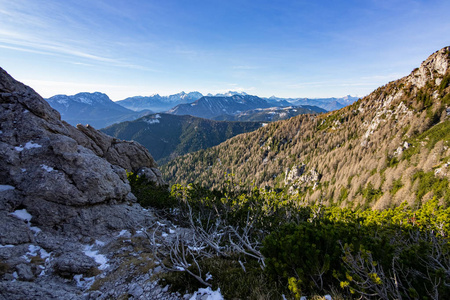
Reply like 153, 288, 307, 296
127, 172, 177, 209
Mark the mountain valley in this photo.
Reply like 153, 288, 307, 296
101, 113, 265, 165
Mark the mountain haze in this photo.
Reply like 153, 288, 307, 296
101, 113, 264, 165
162, 47, 450, 209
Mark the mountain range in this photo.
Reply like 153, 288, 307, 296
267, 95, 359, 111
101, 113, 264, 165
116, 91, 203, 112
161, 47, 450, 209
45, 90, 358, 129
46, 92, 153, 129
166, 94, 283, 119
212, 105, 327, 122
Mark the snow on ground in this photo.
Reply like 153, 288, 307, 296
0, 185, 15, 191
74, 274, 95, 289
9, 208, 43, 235
40, 164, 54, 172
15, 141, 42, 152
189, 287, 224, 300
145, 118, 160, 124
83, 244, 109, 270
10, 209, 32, 222
116, 229, 130, 237
22, 244, 51, 265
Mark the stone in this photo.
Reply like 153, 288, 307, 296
15, 263, 34, 281
128, 284, 144, 298
52, 252, 99, 278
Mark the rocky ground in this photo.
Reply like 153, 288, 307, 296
0, 67, 219, 299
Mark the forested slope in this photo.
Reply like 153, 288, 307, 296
162, 47, 450, 209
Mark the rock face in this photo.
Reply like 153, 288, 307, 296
0, 67, 166, 298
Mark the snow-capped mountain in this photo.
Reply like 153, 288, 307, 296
116, 91, 203, 112
206, 91, 248, 97
46, 92, 152, 129
167, 94, 280, 119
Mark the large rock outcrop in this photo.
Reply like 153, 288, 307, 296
0, 67, 166, 298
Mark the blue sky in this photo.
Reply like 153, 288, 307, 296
1, 0, 449, 100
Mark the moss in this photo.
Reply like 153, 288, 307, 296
0, 262, 10, 276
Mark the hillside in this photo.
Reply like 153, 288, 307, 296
162, 47, 450, 209
212, 105, 326, 122
101, 113, 264, 165
167, 94, 279, 119
46, 92, 152, 128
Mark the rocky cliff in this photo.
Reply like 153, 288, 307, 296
0, 68, 170, 298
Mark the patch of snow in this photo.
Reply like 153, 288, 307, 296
261, 123, 268, 127
39, 247, 50, 259
83, 245, 109, 270
78, 97, 92, 105
157, 221, 166, 227
117, 229, 129, 237
145, 118, 160, 124
40, 164, 54, 172
189, 287, 224, 300
10, 209, 32, 222
0, 185, 15, 191
161, 232, 168, 237
24, 141, 42, 150
74, 274, 95, 289
12, 272, 18, 279
155, 114, 161, 118
10, 209, 43, 235
0, 244, 14, 248
95, 240, 105, 246
15, 141, 42, 152
0, 130, 2, 134
30, 226, 42, 234
205, 272, 213, 281
22, 244, 49, 262
324, 295, 332, 300
21, 168, 26, 172
169, 228, 176, 234
27, 244, 41, 256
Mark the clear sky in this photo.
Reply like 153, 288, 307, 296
1, 0, 449, 100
